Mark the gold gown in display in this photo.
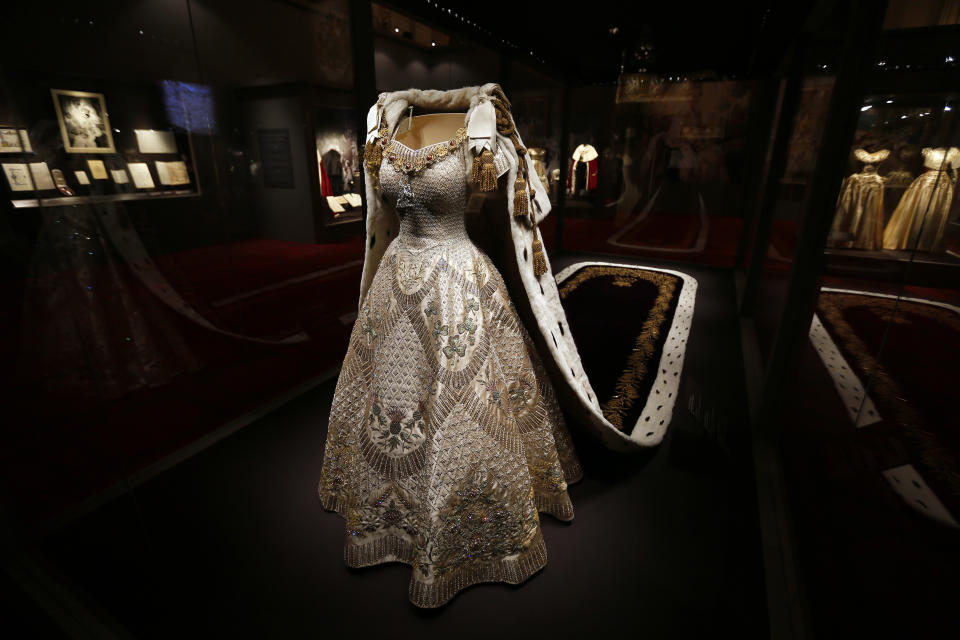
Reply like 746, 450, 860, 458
883, 147, 959, 252
318, 124, 581, 608
830, 166, 885, 250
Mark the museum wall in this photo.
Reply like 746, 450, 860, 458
242, 95, 316, 243
373, 34, 501, 92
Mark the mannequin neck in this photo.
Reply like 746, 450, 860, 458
393, 113, 466, 150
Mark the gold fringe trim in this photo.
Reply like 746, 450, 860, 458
531, 235, 547, 278
513, 174, 528, 217
470, 151, 482, 186
478, 149, 497, 191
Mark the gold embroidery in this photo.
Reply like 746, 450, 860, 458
559, 266, 678, 431
818, 293, 960, 502
383, 127, 468, 175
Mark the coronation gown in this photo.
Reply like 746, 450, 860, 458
318, 123, 582, 608
829, 167, 885, 250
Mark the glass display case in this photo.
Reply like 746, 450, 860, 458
1, 0, 956, 637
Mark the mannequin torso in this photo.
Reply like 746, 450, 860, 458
393, 112, 466, 150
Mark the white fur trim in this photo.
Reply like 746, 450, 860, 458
853, 148, 889, 165
365, 103, 379, 143
572, 144, 599, 163
554, 261, 698, 449
808, 314, 881, 427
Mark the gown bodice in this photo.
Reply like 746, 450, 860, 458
379, 134, 470, 252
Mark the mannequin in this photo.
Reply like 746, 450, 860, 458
829, 148, 888, 250
883, 147, 960, 252
567, 143, 599, 195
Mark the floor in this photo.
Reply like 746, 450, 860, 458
34, 252, 767, 638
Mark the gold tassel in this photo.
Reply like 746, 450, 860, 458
470, 152, 482, 186
513, 174, 528, 217
531, 235, 547, 278
479, 149, 497, 191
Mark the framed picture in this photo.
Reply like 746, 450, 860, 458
0, 128, 23, 153
51, 89, 116, 153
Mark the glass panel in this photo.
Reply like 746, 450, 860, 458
547, 77, 754, 267
1, 0, 362, 633
777, 46, 960, 637
753, 74, 836, 360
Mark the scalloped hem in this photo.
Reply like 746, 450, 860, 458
343, 530, 548, 608
319, 486, 557, 608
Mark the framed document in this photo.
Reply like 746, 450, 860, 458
87, 159, 108, 180
127, 162, 155, 189
110, 169, 130, 184
134, 129, 177, 154
19, 129, 32, 153
155, 160, 190, 186
2, 163, 32, 191
51, 89, 116, 154
28, 162, 56, 190
0, 128, 22, 153
74, 170, 91, 185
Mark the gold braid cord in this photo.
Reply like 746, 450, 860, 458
489, 86, 547, 278
364, 98, 389, 190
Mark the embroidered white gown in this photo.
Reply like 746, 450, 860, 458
318, 125, 581, 608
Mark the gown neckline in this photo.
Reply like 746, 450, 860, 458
389, 112, 469, 152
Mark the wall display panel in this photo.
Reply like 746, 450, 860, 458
0, 0, 364, 537
0, 74, 202, 209
314, 105, 362, 223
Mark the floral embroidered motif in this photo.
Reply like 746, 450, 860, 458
507, 375, 536, 412
480, 363, 507, 413
360, 302, 377, 343
442, 334, 467, 361
346, 483, 423, 540
368, 393, 427, 455
425, 469, 538, 579
397, 257, 429, 289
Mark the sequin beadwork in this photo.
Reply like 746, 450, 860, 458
319, 114, 581, 609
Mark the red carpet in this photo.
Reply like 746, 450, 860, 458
541, 212, 743, 267
2, 237, 364, 525
816, 291, 960, 513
